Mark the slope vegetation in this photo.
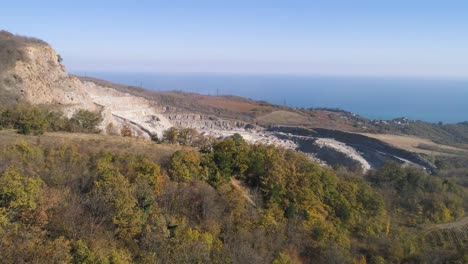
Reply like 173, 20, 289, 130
0, 130, 466, 263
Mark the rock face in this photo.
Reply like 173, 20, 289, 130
0, 31, 435, 172
0, 31, 95, 112
83, 81, 174, 138
166, 114, 249, 130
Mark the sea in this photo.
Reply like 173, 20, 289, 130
76, 72, 468, 123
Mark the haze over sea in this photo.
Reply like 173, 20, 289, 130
80, 72, 468, 124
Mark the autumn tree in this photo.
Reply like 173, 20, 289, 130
169, 150, 206, 182
178, 128, 200, 146
69, 109, 102, 133
163, 127, 179, 144
0, 170, 44, 221
89, 155, 142, 239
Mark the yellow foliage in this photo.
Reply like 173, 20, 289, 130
261, 203, 286, 230
353, 256, 367, 264
0, 207, 9, 234
109, 248, 133, 264
0, 170, 44, 213
272, 252, 300, 264
385, 218, 391, 236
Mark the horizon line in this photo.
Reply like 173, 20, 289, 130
70, 70, 468, 81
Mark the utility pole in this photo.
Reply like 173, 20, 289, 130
216, 88, 219, 96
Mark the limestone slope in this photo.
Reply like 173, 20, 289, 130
0, 31, 95, 111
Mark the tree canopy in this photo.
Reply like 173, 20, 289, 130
0, 132, 465, 263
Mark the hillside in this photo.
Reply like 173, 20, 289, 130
366, 118, 468, 146
78, 76, 368, 131
1, 30, 467, 173
0, 30, 467, 263
0, 129, 466, 263
78, 75, 468, 172
0, 129, 182, 162
78, 76, 468, 147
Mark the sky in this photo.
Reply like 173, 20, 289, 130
2, 0, 468, 78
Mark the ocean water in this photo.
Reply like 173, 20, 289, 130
78, 72, 468, 123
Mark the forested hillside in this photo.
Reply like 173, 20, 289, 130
0, 126, 466, 263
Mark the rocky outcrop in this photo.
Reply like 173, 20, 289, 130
0, 32, 95, 113
83, 81, 173, 138
166, 114, 250, 130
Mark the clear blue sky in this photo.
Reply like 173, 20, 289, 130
2, 0, 468, 78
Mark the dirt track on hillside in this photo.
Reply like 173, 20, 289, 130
424, 216, 468, 233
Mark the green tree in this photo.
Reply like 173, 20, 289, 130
212, 133, 249, 179
0, 170, 44, 220
169, 150, 205, 182
14, 104, 49, 135
90, 155, 142, 239
178, 128, 200, 146
71, 240, 98, 264
130, 158, 162, 215
69, 109, 102, 133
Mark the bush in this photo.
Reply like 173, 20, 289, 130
3, 104, 49, 135
68, 109, 102, 133
120, 124, 132, 137
163, 127, 179, 144
162, 127, 210, 146
0, 104, 102, 135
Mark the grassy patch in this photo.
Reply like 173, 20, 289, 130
0, 129, 185, 163
360, 133, 468, 157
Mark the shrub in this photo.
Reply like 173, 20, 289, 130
68, 109, 102, 133
120, 125, 132, 137
163, 127, 179, 144
178, 128, 200, 146
0, 105, 103, 135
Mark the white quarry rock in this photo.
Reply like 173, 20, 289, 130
315, 138, 371, 172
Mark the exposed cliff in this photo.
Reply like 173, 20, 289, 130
0, 31, 95, 112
